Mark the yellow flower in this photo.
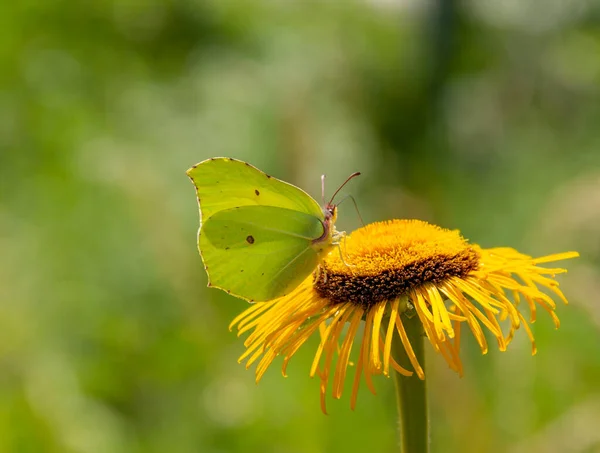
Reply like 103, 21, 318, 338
229, 220, 578, 412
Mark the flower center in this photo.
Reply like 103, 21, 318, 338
313, 220, 480, 308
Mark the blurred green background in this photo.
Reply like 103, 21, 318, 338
2, 1, 599, 452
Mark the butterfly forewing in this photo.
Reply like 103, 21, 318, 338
187, 158, 324, 224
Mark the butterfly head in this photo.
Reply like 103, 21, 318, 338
312, 171, 360, 250
323, 203, 338, 225
322, 171, 360, 221
322, 171, 360, 239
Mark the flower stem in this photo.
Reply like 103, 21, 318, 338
392, 313, 429, 453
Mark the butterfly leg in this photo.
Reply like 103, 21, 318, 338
315, 264, 328, 284
336, 238, 356, 269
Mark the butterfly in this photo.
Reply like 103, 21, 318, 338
187, 157, 359, 302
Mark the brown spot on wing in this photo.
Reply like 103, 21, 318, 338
246, 235, 255, 244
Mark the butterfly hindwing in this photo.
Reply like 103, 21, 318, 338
200, 205, 325, 301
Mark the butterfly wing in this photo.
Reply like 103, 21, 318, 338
200, 205, 329, 301
186, 157, 324, 225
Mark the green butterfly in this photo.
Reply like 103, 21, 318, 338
187, 157, 359, 302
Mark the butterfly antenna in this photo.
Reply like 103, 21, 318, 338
321, 174, 326, 206
336, 194, 365, 226
329, 172, 361, 206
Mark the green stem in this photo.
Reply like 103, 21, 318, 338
392, 312, 429, 453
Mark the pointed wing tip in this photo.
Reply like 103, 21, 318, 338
186, 164, 199, 179
187, 157, 235, 179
